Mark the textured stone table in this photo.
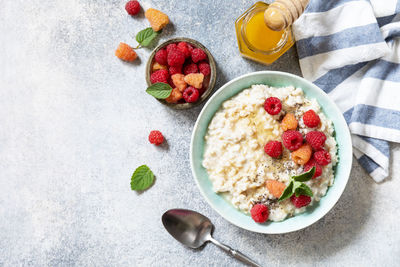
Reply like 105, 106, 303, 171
1, 0, 399, 266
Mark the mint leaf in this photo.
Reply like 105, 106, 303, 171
292, 167, 315, 182
131, 165, 154, 191
278, 181, 294, 201
146, 83, 172, 99
136, 27, 159, 47
294, 183, 313, 197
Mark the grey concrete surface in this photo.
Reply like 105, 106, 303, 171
1, 0, 399, 266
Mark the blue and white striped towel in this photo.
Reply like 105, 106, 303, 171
293, 0, 400, 182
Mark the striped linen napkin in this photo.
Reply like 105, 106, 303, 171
292, 0, 400, 182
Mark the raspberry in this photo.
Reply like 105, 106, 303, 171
304, 158, 323, 179
115, 42, 137, 62
264, 140, 282, 158
148, 130, 164, 145
177, 42, 191, 58
264, 97, 282, 115
291, 144, 312, 165
250, 204, 269, 223
191, 48, 207, 63
167, 48, 185, 67
281, 113, 298, 131
155, 49, 168, 65
282, 130, 303, 151
166, 43, 177, 54
169, 65, 182, 75
313, 149, 331, 166
145, 8, 169, 31
182, 87, 200, 103
266, 180, 286, 198
290, 194, 311, 208
305, 131, 326, 150
171, 74, 187, 92
184, 73, 204, 89
152, 62, 167, 71
150, 69, 169, 84
125, 0, 141, 16
165, 88, 183, 103
198, 61, 211, 76
303, 110, 320, 128
183, 63, 198, 75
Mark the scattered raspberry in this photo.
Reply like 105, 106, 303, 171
150, 69, 169, 84
290, 194, 311, 208
184, 73, 204, 89
152, 62, 167, 71
281, 113, 298, 131
183, 63, 198, 75
165, 88, 183, 103
125, 0, 141, 16
155, 49, 168, 65
198, 61, 211, 76
167, 48, 185, 67
169, 65, 182, 75
282, 130, 303, 151
171, 74, 187, 92
115, 42, 137, 62
305, 131, 326, 150
313, 149, 331, 166
148, 130, 164, 145
264, 141, 282, 158
266, 180, 286, 198
145, 8, 169, 31
166, 43, 177, 54
291, 144, 312, 165
264, 97, 282, 115
304, 158, 323, 179
182, 87, 200, 103
303, 110, 320, 128
177, 42, 191, 58
191, 48, 207, 63
250, 204, 269, 223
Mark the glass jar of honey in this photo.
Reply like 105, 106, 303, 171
235, 2, 295, 65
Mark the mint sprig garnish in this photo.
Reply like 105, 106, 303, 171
131, 165, 154, 191
278, 167, 315, 201
136, 27, 160, 48
146, 82, 172, 99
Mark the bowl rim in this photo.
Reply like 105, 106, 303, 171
190, 70, 353, 234
145, 37, 217, 110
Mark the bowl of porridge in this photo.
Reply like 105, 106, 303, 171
190, 71, 352, 234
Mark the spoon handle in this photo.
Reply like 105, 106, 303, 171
209, 237, 263, 267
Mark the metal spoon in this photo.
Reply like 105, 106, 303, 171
162, 209, 263, 267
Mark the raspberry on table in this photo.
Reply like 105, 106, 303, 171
155, 49, 168, 65
313, 149, 331, 166
148, 130, 164, 145
150, 69, 169, 84
191, 48, 207, 63
264, 97, 282, 115
266, 180, 286, 198
182, 87, 200, 103
165, 88, 183, 103
177, 42, 191, 58
304, 158, 323, 179
291, 144, 312, 165
145, 8, 169, 31
282, 130, 303, 151
183, 63, 198, 75
281, 113, 298, 131
290, 194, 311, 208
115, 42, 137, 62
171, 74, 187, 92
264, 140, 282, 158
184, 73, 204, 89
250, 204, 269, 223
169, 65, 182, 75
125, 0, 141, 16
305, 131, 326, 150
167, 48, 185, 67
303, 110, 320, 128
198, 61, 211, 76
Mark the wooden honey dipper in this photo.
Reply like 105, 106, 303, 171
264, 0, 310, 31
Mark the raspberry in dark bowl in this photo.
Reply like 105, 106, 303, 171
146, 38, 217, 109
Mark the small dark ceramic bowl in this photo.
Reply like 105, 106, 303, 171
146, 37, 217, 109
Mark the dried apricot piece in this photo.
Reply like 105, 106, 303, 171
291, 144, 312, 165
165, 88, 182, 103
184, 73, 204, 89
281, 113, 298, 131
115, 42, 137, 62
152, 62, 167, 71
145, 8, 169, 31
266, 180, 286, 198
171, 74, 187, 92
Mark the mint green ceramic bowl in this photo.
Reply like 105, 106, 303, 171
190, 71, 352, 234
